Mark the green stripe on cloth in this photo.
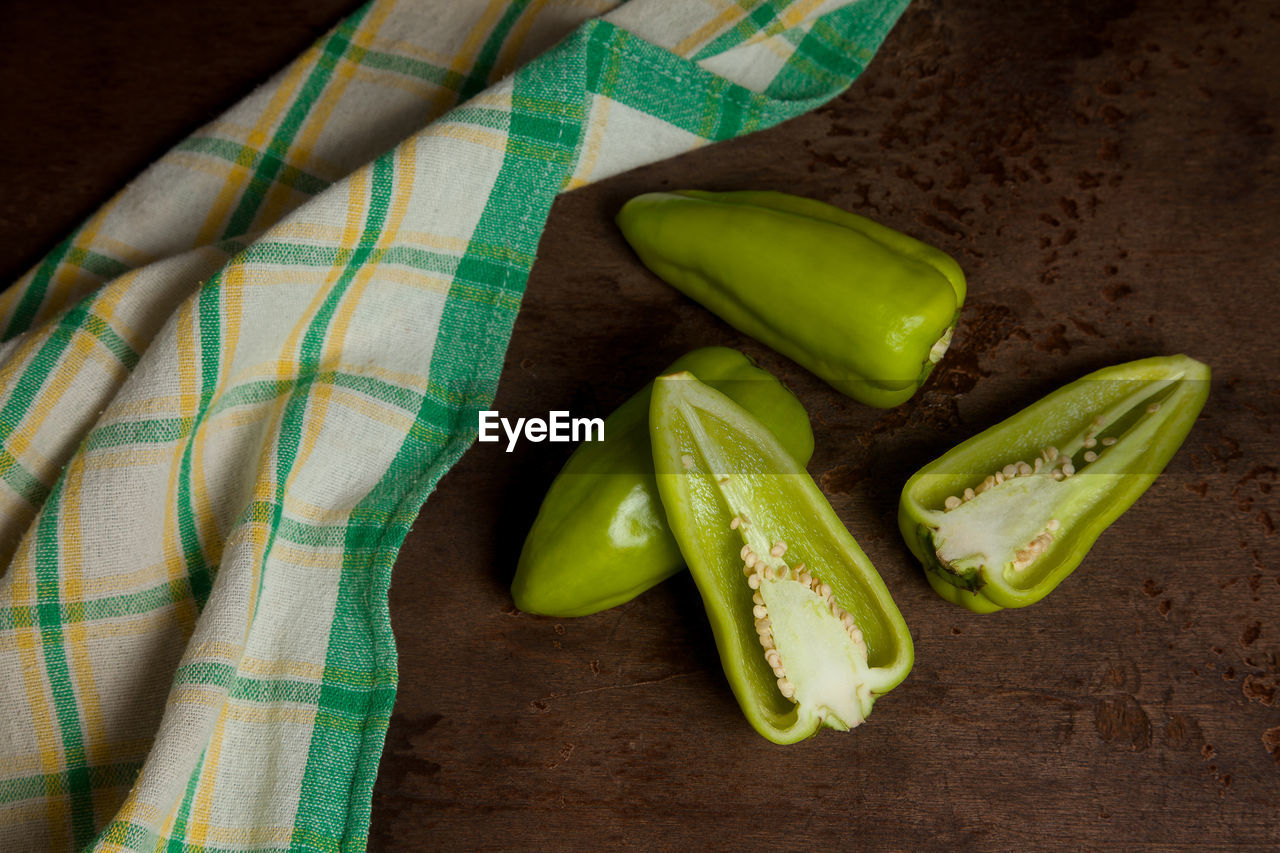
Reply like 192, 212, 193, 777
175, 277, 225, 610
692, 0, 790, 61
0, 1, 911, 849
64, 248, 131, 284
163, 750, 206, 853
0, 447, 50, 510
457, 0, 533, 101
34, 478, 98, 849
0, 580, 190, 630
176, 137, 332, 197
0, 304, 97, 506
221, 4, 373, 240
2, 230, 77, 341
164, 665, 325, 706
0, 761, 142, 808
282, 156, 397, 850
765, 1, 908, 97
355, 47, 465, 90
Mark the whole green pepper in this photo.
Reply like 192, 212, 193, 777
898, 355, 1211, 613
651, 372, 913, 743
616, 190, 966, 408
513, 347, 814, 618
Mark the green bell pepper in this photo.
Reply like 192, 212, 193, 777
898, 354, 1211, 613
513, 347, 814, 618
651, 372, 913, 743
616, 189, 966, 408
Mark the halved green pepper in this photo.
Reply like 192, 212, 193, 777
899, 355, 1211, 613
513, 347, 814, 618
651, 373, 913, 743
616, 190, 966, 408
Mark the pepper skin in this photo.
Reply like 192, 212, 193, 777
616, 190, 966, 408
651, 373, 912, 743
513, 347, 814, 618
898, 355, 1211, 613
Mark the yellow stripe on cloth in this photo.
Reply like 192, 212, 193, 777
256, 0, 403, 231
185, 703, 229, 847
673, 0, 749, 56
193, 44, 320, 249
9, 549, 70, 849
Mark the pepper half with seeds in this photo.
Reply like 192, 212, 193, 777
899, 354, 1211, 613
651, 372, 912, 743
513, 347, 814, 618
616, 189, 966, 408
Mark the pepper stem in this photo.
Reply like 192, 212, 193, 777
927, 325, 955, 365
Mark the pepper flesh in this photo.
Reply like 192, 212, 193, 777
616, 190, 966, 408
898, 355, 1211, 612
513, 347, 814, 618
651, 373, 912, 743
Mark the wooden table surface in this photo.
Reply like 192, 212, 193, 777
4, 1, 1277, 850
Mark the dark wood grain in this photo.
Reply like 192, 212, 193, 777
3, 1, 1277, 850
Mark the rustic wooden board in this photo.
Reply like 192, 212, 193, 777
3, 0, 1276, 850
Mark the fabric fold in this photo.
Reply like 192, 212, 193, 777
0, 0, 908, 849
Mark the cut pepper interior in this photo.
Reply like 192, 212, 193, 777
930, 381, 1177, 588
900, 355, 1211, 612
651, 372, 912, 742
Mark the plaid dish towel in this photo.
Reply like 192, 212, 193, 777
0, 0, 907, 849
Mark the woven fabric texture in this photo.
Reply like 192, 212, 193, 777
0, 0, 907, 849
